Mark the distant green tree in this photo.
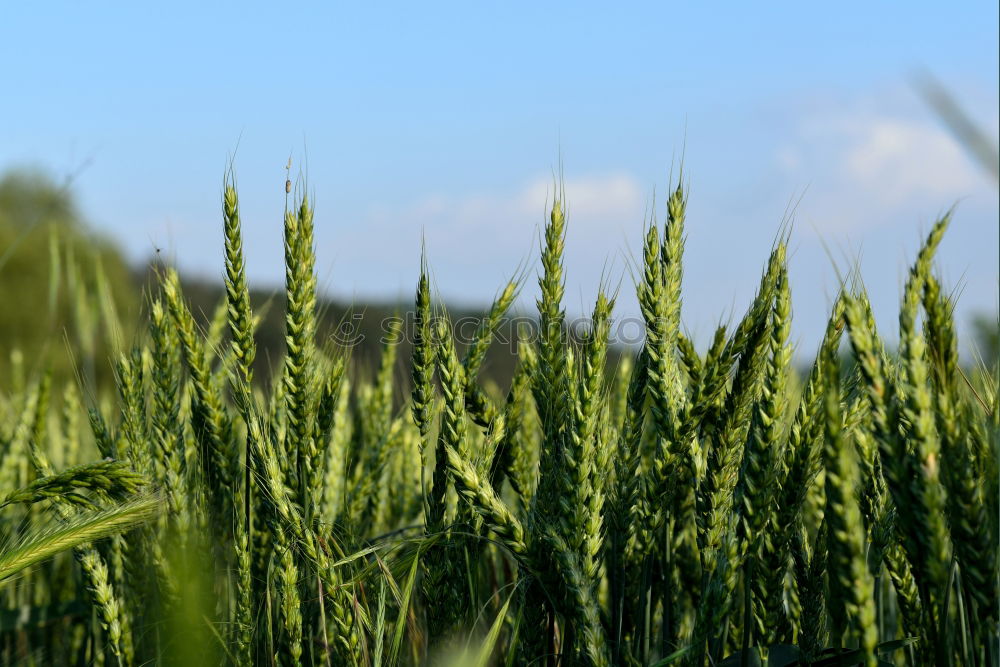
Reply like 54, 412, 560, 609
971, 313, 999, 368
0, 168, 137, 388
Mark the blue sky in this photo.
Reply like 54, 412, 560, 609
2, 2, 997, 354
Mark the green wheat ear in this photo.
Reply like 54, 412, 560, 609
223, 175, 256, 389
0, 496, 157, 582
821, 344, 877, 666
532, 193, 570, 490
163, 267, 233, 525
444, 444, 525, 555
0, 460, 145, 510
576, 290, 614, 584
428, 317, 467, 531
411, 254, 435, 443
463, 277, 519, 429
221, 174, 257, 665
281, 191, 319, 512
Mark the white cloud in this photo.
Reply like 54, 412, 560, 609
518, 174, 643, 224
776, 110, 991, 233
840, 117, 979, 206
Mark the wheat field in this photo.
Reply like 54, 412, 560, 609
0, 171, 995, 666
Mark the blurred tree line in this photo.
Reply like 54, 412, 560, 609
0, 168, 527, 396
0, 169, 137, 389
